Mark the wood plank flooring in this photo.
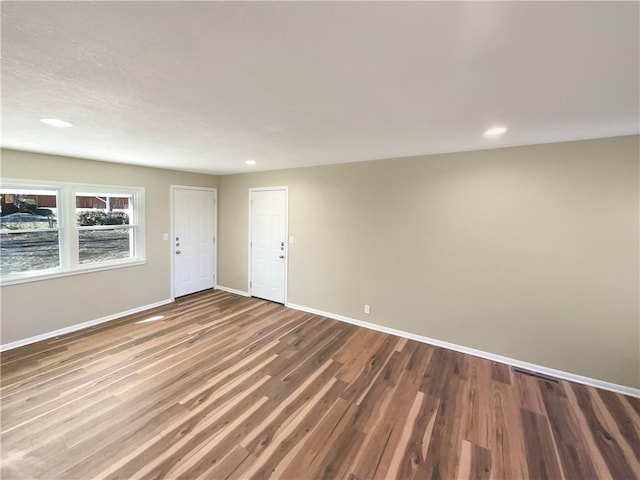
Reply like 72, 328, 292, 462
1, 290, 639, 479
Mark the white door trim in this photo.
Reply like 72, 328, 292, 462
248, 186, 289, 304
170, 185, 218, 300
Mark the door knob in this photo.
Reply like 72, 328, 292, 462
176, 250, 181, 254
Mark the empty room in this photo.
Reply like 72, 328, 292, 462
1, 2, 639, 479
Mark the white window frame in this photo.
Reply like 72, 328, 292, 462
1, 179, 146, 286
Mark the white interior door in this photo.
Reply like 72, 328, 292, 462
173, 187, 216, 297
250, 188, 287, 303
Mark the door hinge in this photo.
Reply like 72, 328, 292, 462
250, 281, 252, 288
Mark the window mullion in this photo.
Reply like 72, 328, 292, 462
63, 186, 79, 270
76, 225, 134, 231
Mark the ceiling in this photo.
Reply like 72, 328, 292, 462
2, 2, 638, 175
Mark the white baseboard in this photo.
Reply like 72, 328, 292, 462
0, 298, 174, 352
12, 287, 632, 397
286, 302, 640, 398
216, 285, 250, 297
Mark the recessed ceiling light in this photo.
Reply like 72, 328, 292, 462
40, 118, 73, 128
245, 159, 256, 165
483, 126, 508, 137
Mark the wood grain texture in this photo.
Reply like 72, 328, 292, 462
1, 290, 639, 479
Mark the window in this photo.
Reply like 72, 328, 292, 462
0, 189, 61, 274
0, 180, 145, 285
76, 193, 135, 265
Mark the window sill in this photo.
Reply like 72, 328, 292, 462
0, 258, 147, 287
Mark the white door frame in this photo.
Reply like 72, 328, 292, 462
248, 186, 289, 304
170, 185, 218, 300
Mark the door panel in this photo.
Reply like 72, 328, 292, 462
250, 189, 286, 303
174, 188, 215, 297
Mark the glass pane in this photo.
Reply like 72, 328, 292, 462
76, 194, 131, 226
0, 191, 58, 230
79, 229, 132, 264
0, 231, 60, 274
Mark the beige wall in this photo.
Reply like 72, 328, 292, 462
218, 136, 640, 388
0, 149, 218, 344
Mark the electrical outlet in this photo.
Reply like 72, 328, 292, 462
364, 304, 370, 314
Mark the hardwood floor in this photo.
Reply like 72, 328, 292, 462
1, 290, 639, 480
